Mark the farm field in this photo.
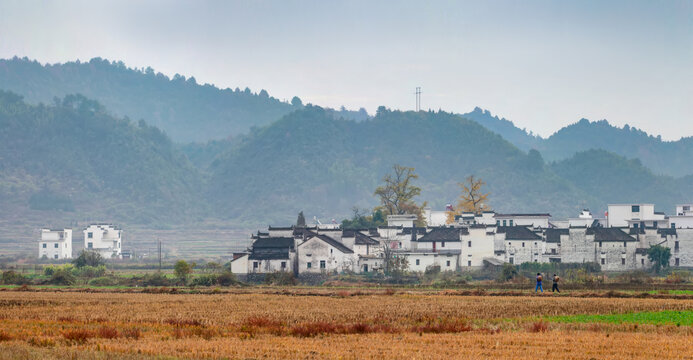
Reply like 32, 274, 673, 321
0, 289, 692, 359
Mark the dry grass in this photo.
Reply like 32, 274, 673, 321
0, 291, 691, 359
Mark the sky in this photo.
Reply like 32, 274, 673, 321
0, 0, 691, 139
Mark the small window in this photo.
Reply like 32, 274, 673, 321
281, 261, 286, 269
253, 262, 259, 269
621, 258, 625, 265
88, 232, 93, 239
675, 258, 680, 266
633, 223, 639, 229
330, 248, 333, 254
467, 260, 472, 266
623, 242, 627, 247
42, 243, 46, 248
534, 242, 537, 246
88, 242, 93, 249
684, 206, 691, 211
632, 205, 640, 212
398, 242, 402, 248
601, 258, 605, 265
522, 242, 525, 248
509, 220, 514, 226
503, 220, 507, 226
599, 242, 602, 248
446, 260, 451, 267
671, 223, 676, 229
307, 262, 312, 269
441, 241, 445, 248
320, 260, 326, 269
641, 259, 645, 265
416, 259, 420, 265
468, 241, 472, 247
54, 243, 58, 248
509, 257, 514, 264
54, 254, 58, 259
653, 221, 658, 228
496, 220, 500, 226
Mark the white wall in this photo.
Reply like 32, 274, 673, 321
459, 227, 495, 267
405, 252, 458, 272
230, 254, 248, 274
297, 237, 356, 274
39, 229, 72, 260
83, 225, 122, 258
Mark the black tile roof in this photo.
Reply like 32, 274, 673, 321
496, 213, 551, 218
401, 227, 427, 235
417, 227, 461, 242
657, 228, 677, 237
587, 228, 637, 242
249, 248, 291, 260
268, 226, 294, 231
545, 229, 568, 243
252, 237, 295, 249
306, 234, 354, 254
498, 226, 542, 240
354, 232, 379, 246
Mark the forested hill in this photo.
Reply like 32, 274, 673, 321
0, 57, 298, 142
0, 91, 203, 224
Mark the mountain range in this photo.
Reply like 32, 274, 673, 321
0, 57, 692, 228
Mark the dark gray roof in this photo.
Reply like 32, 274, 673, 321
249, 248, 290, 260
306, 234, 354, 254
252, 237, 295, 249
498, 226, 542, 240
401, 227, 427, 235
496, 213, 551, 218
587, 228, 636, 242
268, 226, 294, 230
545, 229, 568, 243
354, 232, 379, 245
417, 227, 461, 242
657, 228, 677, 237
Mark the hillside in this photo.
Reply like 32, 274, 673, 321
207, 107, 592, 224
0, 57, 299, 142
539, 119, 693, 177
0, 91, 203, 224
460, 107, 542, 152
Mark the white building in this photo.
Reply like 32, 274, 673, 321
248, 237, 295, 273
39, 228, 72, 260
670, 204, 693, 229
386, 214, 417, 228
423, 207, 449, 226
606, 204, 667, 229
494, 213, 551, 228
297, 235, 357, 274
83, 224, 122, 259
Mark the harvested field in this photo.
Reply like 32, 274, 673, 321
0, 290, 692, 359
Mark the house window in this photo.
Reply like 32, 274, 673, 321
496, 220, 500, 226
42, 243, 46, 248
446, 260, 451, 267
623, 242, 627, 248
675, 258, 680, 266
441, 241, 445, 248
509, 220, 514, 226
88, 232, 93, 239
54, 243, 58, 248
253, 262, 259, 269
599, 242, 602, 248
307, 262, 312, 269
281, 261, 286, 269
534, 242, 537, 246
653, 221, 658, 228
54, 254, 58, 259
467, 260, 472, 266
416, 259, 420, 265
675, 241, 679, 250
621, 258, 626, 265
601, 258, 605, 265
641, 259, 645, 265
503, 220, 507, 226
320, 260, 326, 269
684, 206, 691, 211
468, 241, 472, 247
509, 258, 514, 264
87, 242, 93, 249
522, 242, 525, 248
551, 248, 556, 254
671, 223, 676, 229
633, 223, 638, 229
398, 242, 402, 248
632, 205, 640, 212
330, 248, 333, 254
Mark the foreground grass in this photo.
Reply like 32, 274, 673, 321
548, 310, 693, 326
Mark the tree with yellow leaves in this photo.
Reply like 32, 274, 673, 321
374, 164, 427, 225
446, 175, 491, 224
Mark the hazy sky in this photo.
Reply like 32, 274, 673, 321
1, 0, 691, 139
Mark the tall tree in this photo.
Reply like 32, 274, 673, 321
374, 164, 423, 217
446, 175, 491, 224
647, 245, 671, 274
296, 211, 306, 227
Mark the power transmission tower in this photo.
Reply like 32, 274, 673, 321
415, 87, 422, 111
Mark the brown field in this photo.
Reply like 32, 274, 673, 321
0, 289, 692, 359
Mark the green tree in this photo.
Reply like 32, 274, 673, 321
647, 245, 671, 274
498, 263, 518, 282
72, 250, 105, 268
174, 260, 193, 283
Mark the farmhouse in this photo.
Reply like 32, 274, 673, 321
38, 228, 72, 260
83, 224, 122, 259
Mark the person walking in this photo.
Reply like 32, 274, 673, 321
552, 273, 560, 293
535, 273, 543, 293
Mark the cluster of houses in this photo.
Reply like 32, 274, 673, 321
38, 224, 123, 259
231, 204, 693, 275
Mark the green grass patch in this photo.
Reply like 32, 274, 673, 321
547, 310, 693, 326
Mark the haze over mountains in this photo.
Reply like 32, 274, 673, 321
1, 57, 692, 227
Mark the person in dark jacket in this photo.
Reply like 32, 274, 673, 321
552, 274, 560, 293
535, 273, 543, 293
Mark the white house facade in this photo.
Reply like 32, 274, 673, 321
83, 224, 122, 259
39, 228, 72, 260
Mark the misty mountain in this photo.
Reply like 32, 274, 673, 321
539, 119, 693, 177
460, 107, 542, 152
0, 91, 203, 224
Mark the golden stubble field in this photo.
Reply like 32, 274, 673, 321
0, 289, 692, 359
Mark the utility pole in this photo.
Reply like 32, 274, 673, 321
158, 239, 162, 272
415, 87, 422, 111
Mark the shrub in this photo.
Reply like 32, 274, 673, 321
62, 329, 94, 343
73, 265, 107, 278
529, 321, 548, 333
122, 328, 141, 340
49, 269, 76, 285
72, 250, 105, 268
142, 272, 170, 287
43, 266, 55, 276
217, 271, 237, 286
0, 330, 13, 341
497, 263, 518, 282
88, 276, 117, 287
96, 327, 120, 339
617, 271, 652, 284
264, 272, 296, 286
665, 270, 691, 284
1, 270, 30, 285
191, 274, 218, 287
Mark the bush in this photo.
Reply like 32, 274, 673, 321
665, 270, 691, 284
88, 276, 117, 287
497, 263, 518, 282
264, 271, 296, 286
142, 272, 171, 287
72, 251, 105, 268
1, 270, 30, 285
43, 266, 55, 276
49, 269, 76, 285
191, 274, 218, 287
217, 271, 237, 286
617, 271, 652, 284
73, 265, 107, 278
